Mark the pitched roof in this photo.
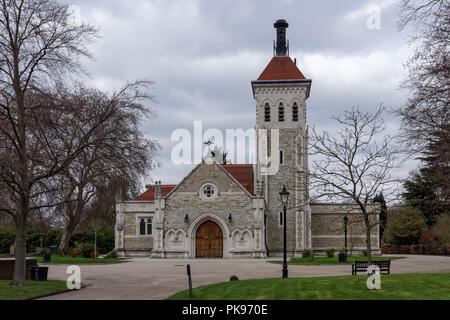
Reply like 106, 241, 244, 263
222, 164, 254, 195
136, 185, 177, 201
257, 56, 306, 81
135, 164, 255, 201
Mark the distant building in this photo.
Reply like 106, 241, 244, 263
115, 20, 380, 258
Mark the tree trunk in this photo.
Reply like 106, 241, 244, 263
12, 212, 27, 286
58, 224, 76, 256
365, 221, 373, 265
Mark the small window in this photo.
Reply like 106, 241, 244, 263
280, 212, 283, 226
264, 103, 271, 122
200, 184, 219, 200
279, 103, 285, 122
140, 219, 146, 235
203, 186, 215, 198
292, 103, 299, 122
280, 150, 284, 164
147, 218, 153, 235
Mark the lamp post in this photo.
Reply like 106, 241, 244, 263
344, 215, 349, 255
279, 186, 290, 279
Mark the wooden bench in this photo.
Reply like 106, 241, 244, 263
352, 260, 391, 275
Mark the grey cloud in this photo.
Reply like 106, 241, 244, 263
69, 0, 414, 185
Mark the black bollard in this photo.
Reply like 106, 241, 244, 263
186, 264, 193, 298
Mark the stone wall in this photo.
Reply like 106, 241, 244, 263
264, 128, 308, 255
310, 204, 381, 254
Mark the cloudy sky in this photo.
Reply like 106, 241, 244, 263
69, 0, 416, 186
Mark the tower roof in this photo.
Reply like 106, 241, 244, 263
257, 56, 306, 81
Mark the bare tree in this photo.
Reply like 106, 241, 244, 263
397, 0, 450, 175
1, 76, 155, 285
309, 106, 401, 264
52, 86, 160, 254
0, 0, 99, 285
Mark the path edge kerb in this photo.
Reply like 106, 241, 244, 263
28, 284, 86, 300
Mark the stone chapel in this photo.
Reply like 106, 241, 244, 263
115, 20, 381, 258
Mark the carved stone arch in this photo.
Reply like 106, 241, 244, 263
274, 98, 286, 107
165, 229, 187, 252
231, 228, 253, 251
261, 98, 273, 108
288, 98, 301, 107
188, 213, 231, 259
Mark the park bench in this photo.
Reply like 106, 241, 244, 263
352, 260, 391, 275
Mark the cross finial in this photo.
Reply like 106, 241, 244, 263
204, 139, 213, 147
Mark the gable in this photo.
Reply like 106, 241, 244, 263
166, 163, 254, 199
135, 163, 255, 201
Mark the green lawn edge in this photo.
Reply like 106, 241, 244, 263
168, 273, 450, 300
269, 256, 405, 265
0, 280, 69, 300
32, 254, 130, 265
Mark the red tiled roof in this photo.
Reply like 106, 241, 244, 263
135, 165, 255, 201
257, 56, 306, 81
136, 185, 177, 201
222, 164, 254, 195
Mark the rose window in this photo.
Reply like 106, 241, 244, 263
200, 184, 218, 200
203, 186, 215, 198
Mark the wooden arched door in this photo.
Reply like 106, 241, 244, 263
196, 221, 223, 258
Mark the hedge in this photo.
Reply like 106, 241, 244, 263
382, 244, 450, 256
0, 226, 114, 255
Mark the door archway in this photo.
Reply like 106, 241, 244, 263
196, 220, 223, 258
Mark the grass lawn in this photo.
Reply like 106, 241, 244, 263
168, 273, 450, 300
270, 256, 404, 265
0, 280, 68, 300
33, 254, 129, 265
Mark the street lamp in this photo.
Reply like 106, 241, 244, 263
279, 186, 290, 279
344, 215, 349, 255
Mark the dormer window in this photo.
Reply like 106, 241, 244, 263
293, 103, 299, 122
264, 103, 271, 122
279, 103, 285, 122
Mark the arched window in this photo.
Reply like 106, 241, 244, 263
280, 150, 284, 165
292, 103, 299, 122
280, 212, 283, 226
279, 103, 285, 122
264, 103, 271, 122
147, 218, 153, 235
140, 219, 146, 235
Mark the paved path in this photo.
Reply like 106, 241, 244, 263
40, 255, 450, 300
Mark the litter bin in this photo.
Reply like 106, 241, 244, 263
29, 266, 38, 280
338, 253, 348, 263
43, 253, 51, 263
35, 267, 49, 281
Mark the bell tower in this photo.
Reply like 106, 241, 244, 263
252, 20, 313, 256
